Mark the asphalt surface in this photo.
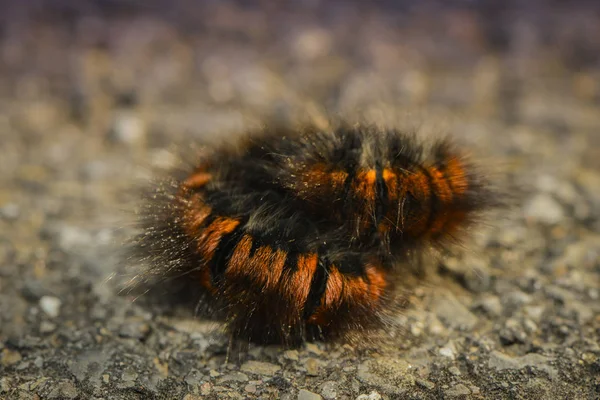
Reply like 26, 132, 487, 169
1, 1, 599, 399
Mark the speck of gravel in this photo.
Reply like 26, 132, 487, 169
297, 389, 323, 400
356, 391, 383, 400
474, 295, 503, 317
0, 377, 11, 393
47, 380, 78, 399
200, 382, 212, 395
439, 343, 457, 360
357, 357, 414, 395
184, 369, 205, 387
121, 367, 138, 382
320, 381, 338, 399
0, 203, 20, 220
416, 379, 435, 390
240, 360, 281, 376
39, 296, 62, 318
217, 372, 249, 384
433, 291, 478, 330
283, 349, 299, 361
448, 366, 461, 376
488, 351, 556, 377
1, 348, 23, 366
118, 320, 151, 340
523, 193, 565, 224
444, 383, 471, 397
304, 342, 323, 355
305, 358, 321, 376
40, 321, 57, 334
33, 357, 43, 368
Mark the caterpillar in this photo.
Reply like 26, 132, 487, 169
127, 123, 495, 345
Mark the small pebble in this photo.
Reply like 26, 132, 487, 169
40, 321, 57, 334
444, 383, 471, 397
121, 367, 138, 382
416, 379, 435, 390
1, 349, 22, 366
356, 391, 382, 400
298, 389, 322, 400
47, 380, 78, 399
0, 203, 20, 220
217, 372, 249, 384
439, 345, 456, 359
200, 382, 212, 395
320, 381, 338, 400
476, 295, 503, 317
304, 358, 320, 376
304, 343, 323, 355
523, 194, 565, 224
39, 296, 62, 318
118, 320, 151, 340
109, 110, 146, 145
240, 360, 281, 376
0, 377, 11, 393
284, 350, 299, 361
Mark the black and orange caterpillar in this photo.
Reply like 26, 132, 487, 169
129, 123, 495, 345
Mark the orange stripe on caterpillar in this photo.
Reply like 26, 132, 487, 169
195, 217, 241, 261
293, 164, 348, 202
183, 172, 212, 189
283, 253, 318, 311
307, 262, 387, 326
307, 265, 343, 325
225, 235, 286, 291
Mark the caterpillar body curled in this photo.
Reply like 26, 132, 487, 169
130, 124, 494, 345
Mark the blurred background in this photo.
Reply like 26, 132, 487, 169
1, 1, 599, 399
1, 0, 599, 139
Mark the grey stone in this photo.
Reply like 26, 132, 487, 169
488, 351, 557, 377
21, 280, 49, 301
47, 380, 78, 399
40, 321, 57, 334
474, 295, 503, 317
357, 357, 414, 395
0, 203, 20, 220
109, 110, 146, 145
320, 381, 338, 400
1, 348, 22, 366
184, 369, 204, 385
523, 194, 565, 224
298, 389, 323, 400
433, 292, 478, 330
502, 290, 532, 310
240, 360, 281, 376
444, 383, 471, 397
217, 372, 249, 384
0, 377, 11, 393
121, 367, 138, 382
118, 320, 151, 340
305, 358, 321, 376
283, 350, 299, 361
39, 296, 62, 318
415, 379, 435, 390
355, 391, 382, 400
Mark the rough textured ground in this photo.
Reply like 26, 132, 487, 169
1, 1, 600, 399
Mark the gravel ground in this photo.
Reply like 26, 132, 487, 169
1, 1, 600, 399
